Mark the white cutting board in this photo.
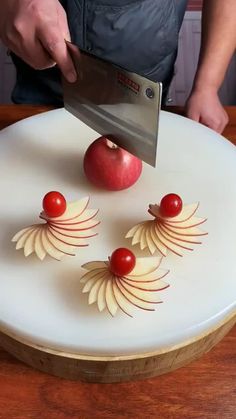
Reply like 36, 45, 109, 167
0, 109, 235, 356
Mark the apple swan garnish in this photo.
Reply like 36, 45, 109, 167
126, 194, 207, 257
12, 191, 100, 261
80, 248, 169, 317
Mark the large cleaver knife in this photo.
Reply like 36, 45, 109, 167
63, 42, 162, 167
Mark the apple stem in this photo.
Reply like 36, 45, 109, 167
106, 139, 118, 149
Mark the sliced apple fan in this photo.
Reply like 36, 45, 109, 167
126, 203, 207, 257
12, 197, 99, 261
80, 257, 169, 317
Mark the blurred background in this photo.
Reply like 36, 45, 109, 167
0, 0, 235, 105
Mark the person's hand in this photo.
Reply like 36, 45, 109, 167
186, 88, 229, 134
0, 0, 77, 82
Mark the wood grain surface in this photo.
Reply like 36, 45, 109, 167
0, 105, 235, 418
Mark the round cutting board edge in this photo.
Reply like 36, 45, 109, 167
0, 309, 235, 382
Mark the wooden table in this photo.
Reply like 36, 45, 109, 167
0, 105, 235, 419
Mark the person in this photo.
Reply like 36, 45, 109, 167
0, 0, 235, 133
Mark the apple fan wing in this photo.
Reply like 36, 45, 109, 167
122, 277, 169, 291
125, 267, 169, 283
145, 223, 158, 255
120, 278, 163, 304
12, 226, 35, 249
128, 201, 207, 257
12, 224, 46, 258
24, 228, 39, 257
81, 261, 108, 271
105, 279, 119, 316
82, 270, 108, 291
82, 271, 110, 312
129, 256, 162, 276
80, 257, 169, 317
48, 227, 89, 247
46, 229, 76, 255
164, 216, 207, 229
51, 209, 98, 225
115, 278, 157, 311
125, 223, 142, 239
34, 228, 47, 260
97, 278, 108, 312
41, 227, 65, 261
112, 279, 135, 317
160, 224, 203, 243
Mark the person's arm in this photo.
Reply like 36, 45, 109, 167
186, 0, 236, 133
0, 0, 76, 83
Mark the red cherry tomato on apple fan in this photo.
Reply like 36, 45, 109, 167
109, 248, 136, 277
160, 193, 182, 218
43, 191, 66, 218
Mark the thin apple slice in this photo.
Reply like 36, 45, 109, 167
24, 228, 39, 257
126, 223, 142, 239
48, 227, 86, 246
116, 279, 158, 310
49, 218, 100, 232
132, 223, 145, 245
154, 224, 184, 256
82, 261, 108, 271
150, 223, 167, 256
125, 268, 167, 283
46, 229, 75, 255
97, 277, 108, 312
49, 226, 95, 244
80, 268, 107, 285
163, 216, 207, 229
47, 228, 76, 252
50, 224, 97, 239
164, 224, 208, 236
88, 278, 103, 304
41, 227, 64, 261
82, 270, 108, 291
158, 224, 194, 251
12, 226, 34, 243
160, 223, 203, 243
112, 280, 134, 317
13, 226, 35, 249
48, 227, 89, 248
140, 223, 148, 250
120, 279, 162, 303
105, 279, 119, 316
34, 228, 46, 260
48, 209, 99, 227
75, 208, 99, 223
122, 277, 169, 292
129, 256, 163, 276
145, 224, 158, 255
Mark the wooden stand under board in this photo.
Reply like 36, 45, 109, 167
0, 312, 235, 383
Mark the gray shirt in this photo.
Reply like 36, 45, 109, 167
12, 0, 187, 105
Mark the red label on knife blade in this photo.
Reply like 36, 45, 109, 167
117, 72, 140, 94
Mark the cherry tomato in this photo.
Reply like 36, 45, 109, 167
109, 248, 136, 277
43, 191, 66, 218
160, 193, 182, 218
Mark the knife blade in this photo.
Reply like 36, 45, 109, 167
63, 42, 162, 167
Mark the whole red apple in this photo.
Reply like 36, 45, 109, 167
83, 137, 142, 191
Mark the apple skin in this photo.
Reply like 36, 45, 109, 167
83, 137, 143, 191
